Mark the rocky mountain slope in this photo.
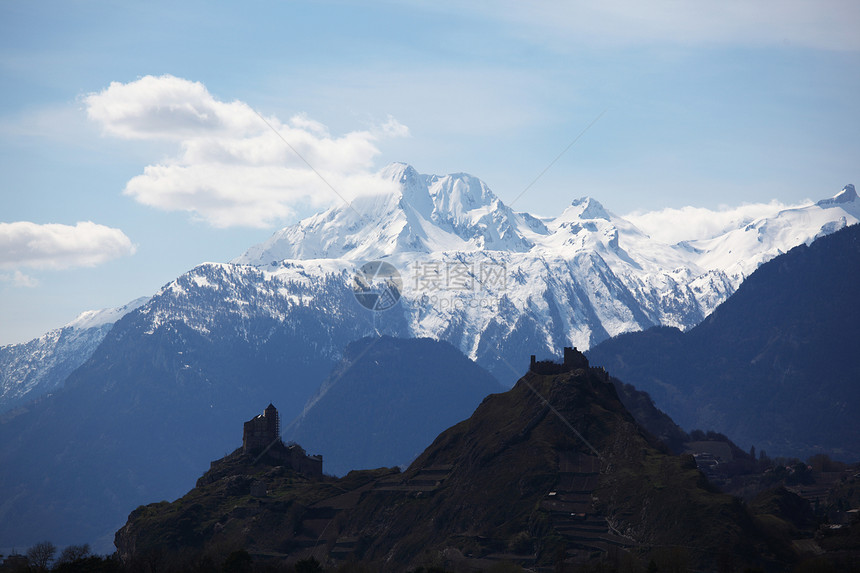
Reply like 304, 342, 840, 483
115, 349, 792, 571
588, 222, 860, 460
0, 297, 147, 414
286, 336, 689, 477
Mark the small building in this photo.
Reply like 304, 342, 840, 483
284, 442, 324, 477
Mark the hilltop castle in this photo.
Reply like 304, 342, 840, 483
243, 403, 280, 453
243, 403, 280, 454
241, 404, 323, 477
529, 346, 591, 375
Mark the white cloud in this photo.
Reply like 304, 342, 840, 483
85, 75, 410, 228
0, 221, 136, 271
85, 75, 259, 140
625, 200, 812, 244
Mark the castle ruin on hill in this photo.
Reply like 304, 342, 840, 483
529, 346, 590, 375
243, 403, 280, 453
242, 403, 323, 477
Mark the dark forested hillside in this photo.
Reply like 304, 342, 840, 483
588, 223, 860, 460
285, 336, 504, 476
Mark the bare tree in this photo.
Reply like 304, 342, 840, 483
57, 543, 91, 565
26, 541, 56, 571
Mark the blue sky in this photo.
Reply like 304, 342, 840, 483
1, 0, 858, 345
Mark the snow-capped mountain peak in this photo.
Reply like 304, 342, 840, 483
428, 172, 498, 216
6, 165, 858, 412
233, 163, 537, 264
232, 169, 858, 357
564, 196, 612, 221
235, 167, 858, 297
0, 296, 150, 413
381, 162, 434, 216
67, 296, 150, 330
818, 183, 858, 207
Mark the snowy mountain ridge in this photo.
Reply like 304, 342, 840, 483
224, 165, 859, 379
0, 296, 149, 413
2, 166, 857, 406
236, 165, 858, 283
234, 165, 858, 334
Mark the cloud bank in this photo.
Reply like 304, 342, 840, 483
85, 75, 409, 228
0, 221, 136, 285
625, 200, 812, 245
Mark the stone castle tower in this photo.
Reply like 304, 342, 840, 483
242, 403, 280, 454
238, 403, 323, 477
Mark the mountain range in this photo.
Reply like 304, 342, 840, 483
1, 165, 858, 553
588, 222, 860, 460
232, 166, 859, 382
2, 166, 857, 408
